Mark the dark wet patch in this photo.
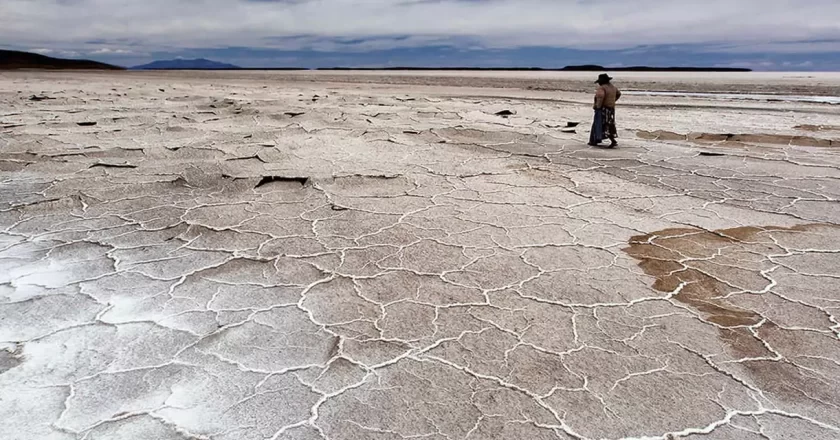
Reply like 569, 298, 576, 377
90, 162, 137, 169
169, 176, 191, 186
221, 174, 247, 182
326, 336, 341, 359
0, 344, 23, 374
226, 155, 267, 163
10, 198, 64, 210
254, 176, 309, 189
207, 98, 236, 109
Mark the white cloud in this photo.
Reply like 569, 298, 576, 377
90, 48, 133, 55
1, 0, 838, 53
28, 48, 82, 57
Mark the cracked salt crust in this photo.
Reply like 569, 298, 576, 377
1, 70, 840, 440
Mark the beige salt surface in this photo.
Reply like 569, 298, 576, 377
1, 70, 840, 440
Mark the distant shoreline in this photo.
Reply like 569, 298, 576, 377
0, 51, 755, 72
129, 66, 752, 73
316, 66, 753, 73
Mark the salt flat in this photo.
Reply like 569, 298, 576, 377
1, 70, 840, 440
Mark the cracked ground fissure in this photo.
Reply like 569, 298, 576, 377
1, 71, 840, 440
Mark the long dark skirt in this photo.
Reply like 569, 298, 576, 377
589, 108, 617, 145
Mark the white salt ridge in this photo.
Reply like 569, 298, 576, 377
625, 90, 840, 105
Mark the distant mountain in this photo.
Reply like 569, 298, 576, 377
132, 58, 240, 70
0, 50, 123, 70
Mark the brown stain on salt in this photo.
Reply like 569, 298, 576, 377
624, 223, 840, 407
624, 224, 836, 328
625, 226, 763, 327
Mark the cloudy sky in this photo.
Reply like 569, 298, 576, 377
1, 0, 839, 69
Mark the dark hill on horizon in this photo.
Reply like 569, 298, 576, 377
132, 58, 240, 70
0, 50, 123, 70
561, 64, 751, 72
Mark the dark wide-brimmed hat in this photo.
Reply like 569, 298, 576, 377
596, 73, 613, 84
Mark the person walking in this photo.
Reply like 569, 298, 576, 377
589, 73, 621, 148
